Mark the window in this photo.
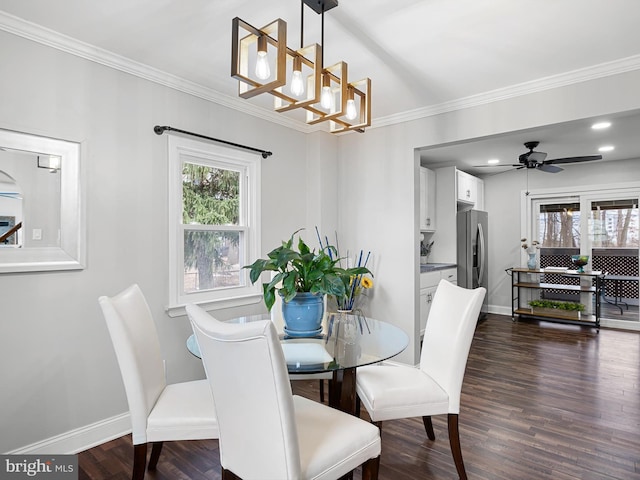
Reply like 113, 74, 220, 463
168, 135, 261, 310
589, 199, 639, 248
537, 201, 581, 248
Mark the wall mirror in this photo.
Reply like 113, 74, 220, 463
0, 128, 84, 273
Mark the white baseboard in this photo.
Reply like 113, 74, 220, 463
7, 413, 131, 455
488, 304, 513, 317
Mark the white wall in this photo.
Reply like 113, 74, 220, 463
0, 30, 335, 453
337, 69, 640, 366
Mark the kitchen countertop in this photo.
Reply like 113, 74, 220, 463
420, 263, 457, 273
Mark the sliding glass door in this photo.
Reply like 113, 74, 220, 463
586, 195, 639, 321
531, 191, 639, 325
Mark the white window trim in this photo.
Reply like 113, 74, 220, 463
166, 134, 262, 317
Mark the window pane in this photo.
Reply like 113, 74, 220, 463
538, 202, 581, 248
589, 199, 639, 248
183, 230, 244, 292
182, 163, 240, 226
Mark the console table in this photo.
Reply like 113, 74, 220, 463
508, 267, 605, 331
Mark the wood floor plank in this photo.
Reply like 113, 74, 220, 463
77, 314, 640, 479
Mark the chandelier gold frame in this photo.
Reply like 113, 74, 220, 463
230, 2, 371, 133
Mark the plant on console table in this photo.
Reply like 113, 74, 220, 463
528, 299, 585, 319
244, 229, 371, 337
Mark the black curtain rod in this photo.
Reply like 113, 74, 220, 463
153, 125, 273, 159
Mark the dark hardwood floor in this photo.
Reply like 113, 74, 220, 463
78, 314, 640, 479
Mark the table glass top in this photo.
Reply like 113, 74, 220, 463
187, 312, 409, 374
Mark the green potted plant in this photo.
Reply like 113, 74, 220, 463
528, 299, 585, 319
244, 229, 371, 336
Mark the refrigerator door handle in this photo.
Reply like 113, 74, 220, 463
477, 222, 486, 284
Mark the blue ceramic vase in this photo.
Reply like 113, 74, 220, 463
527, 253, 537, 270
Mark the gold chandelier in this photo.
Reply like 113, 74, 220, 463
231, 0, 371, 133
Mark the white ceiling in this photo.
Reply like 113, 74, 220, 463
1, 0, 640, 170
418, 109, 640, 176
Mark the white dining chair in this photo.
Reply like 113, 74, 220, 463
99, 284, 219, 480
355, 279, 486, 480
186, 303, 381, 480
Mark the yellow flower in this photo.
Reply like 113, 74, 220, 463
361, 277, 373, 289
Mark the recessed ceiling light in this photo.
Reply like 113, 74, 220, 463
592, 121, 611, 130
598, 145, 615, 152
487, 159, 500, 165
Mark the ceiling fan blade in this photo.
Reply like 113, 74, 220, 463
543, 155, 603, 165
537, 164, 563, 173
473, 164, 522, 168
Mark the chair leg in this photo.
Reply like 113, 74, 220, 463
355, 395, 361, 417
422, 415, 436, 440
361, 455, 381, 480
319, 379, 325, 403
222, 468, 242, 480
148, 441, 164, 470
447, 413, 467, 480
132, 443, 147, 480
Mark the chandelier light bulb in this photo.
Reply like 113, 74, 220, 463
290, 57, 304, 96
255, 35, 270, 80
320, 73, 333, 109
345, 99, 357, 120
321, 86, 333, 109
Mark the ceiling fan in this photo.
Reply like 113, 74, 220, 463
493, 141, 603, 173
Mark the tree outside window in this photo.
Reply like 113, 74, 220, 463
182, 163, 243, 292
538, 202, 581, 248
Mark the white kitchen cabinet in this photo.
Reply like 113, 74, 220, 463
419, 267, 458, 336
456, 170, 485, 210
420, 286, 437, 336
419, 167, 436, 231
456, 170, 476, 205
475, 177, 485, 210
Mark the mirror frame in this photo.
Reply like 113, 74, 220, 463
0, 128, 85, 273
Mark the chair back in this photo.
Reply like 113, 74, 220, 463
98, 284, 167, 444
419, 279, 486, 413
186, 304, 301, 479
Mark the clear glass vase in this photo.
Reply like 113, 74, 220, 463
527, 252, 537, 270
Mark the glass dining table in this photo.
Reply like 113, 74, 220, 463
187, 311, 409, 414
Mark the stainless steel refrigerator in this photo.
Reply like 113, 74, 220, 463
457, 209, 488, 319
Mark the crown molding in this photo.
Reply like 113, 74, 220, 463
2, 11, 639, 134
0, 11, 317, 134
371, 54, 640, 129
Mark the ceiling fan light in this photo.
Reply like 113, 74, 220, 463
598, 145, 615, 152
591, 122, 611, 130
